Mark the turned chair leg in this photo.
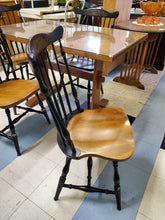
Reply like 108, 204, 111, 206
113, 161, 121, 210
54, 157, 71, 201
87, 156, 93, 186
25, 64, 30, 79
87, 80, 91, 109
20, 65, 24, 79
101, 84, 104, 94
5, 108, 21, 156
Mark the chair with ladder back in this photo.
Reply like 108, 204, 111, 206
27, 25, 134, 210
59, 7, 119, 109
0, 4, 33, 80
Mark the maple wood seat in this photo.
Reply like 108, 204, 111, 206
0, 77, 50, 156
67, 107, 134, 160
27, 25, 134, 210
9, 52, 29, 66
0, 79, 39, 108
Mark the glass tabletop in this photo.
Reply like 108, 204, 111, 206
1, 20, 148, 62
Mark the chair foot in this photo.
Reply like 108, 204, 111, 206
13, 134, 21, 156
54, 175, 65, 201
115, 188, 121, 210
5, 109, 21, 155
54, 157, 71, 200
113, 161, 121, 210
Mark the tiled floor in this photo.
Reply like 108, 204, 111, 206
0, 68, 165, 219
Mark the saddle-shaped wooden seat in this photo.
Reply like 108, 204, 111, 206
27, 25, 135, 210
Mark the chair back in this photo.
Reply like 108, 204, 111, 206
0, 4, 28, 79
27, 25, 82, 158
0, 4, 23, 25
73, 7, 119, 27
0, 36, 17, 81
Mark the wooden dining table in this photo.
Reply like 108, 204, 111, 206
1, 20, 148, 109
20, 5, 68, 20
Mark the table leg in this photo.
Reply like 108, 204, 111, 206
113, 40, 146, 89
91, 60, 107, 109
144, 33, 162, 74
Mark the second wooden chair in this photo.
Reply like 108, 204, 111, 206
27, 25, 134, 210
59, 7, 119, 108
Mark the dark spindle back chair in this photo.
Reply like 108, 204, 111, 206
74, 7, 119, 27
0, 4, 32, 80
60, 7, 119, 109
27, 25, 134, 210
0, 62, 50, 156
0, 4, 50, 156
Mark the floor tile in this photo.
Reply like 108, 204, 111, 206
8, 199, 52, 220
0, 150, 56, 197
151, 149, 165, 181
135, 212, 152, 220
29, 165, 87, 220
128, 139, 159, 174
132, 118, 164, 146
32, 128, 65, 164
0, 177, 26, 220
138, 175, 165, 220
73, 161, 150, 220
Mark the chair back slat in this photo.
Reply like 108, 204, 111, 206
0, 4, 23, 25
27, 25, 82, 157
73, 7, 119, 28
0, 4, 25, 55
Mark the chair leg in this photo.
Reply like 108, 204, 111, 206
13, 106, 17, 115
5, 108, 21, 156
76, 77, 79, 85
35, 93, 50, 124
101, 84, 104, 94
87, 80, 91, 109
113, 161, 121, 210
20, 66, 24, 79
54, 157, 71, 201
87, 156, 93, 186
25, 64, 30, 79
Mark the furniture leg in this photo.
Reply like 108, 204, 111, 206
54, 157, 71, 200
5, 108, 21, 156
87, 156, 93, 186
113, 161, 121, 210
144, 33, 161, 74
92, 60, 107, 109
87, 80, 91, 109
113, 41, 146, 89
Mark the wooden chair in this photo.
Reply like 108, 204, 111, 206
27, 25, 134, 210
60, 7, 119, 108
0, 4, 33, 80
0, 67, 50, 156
